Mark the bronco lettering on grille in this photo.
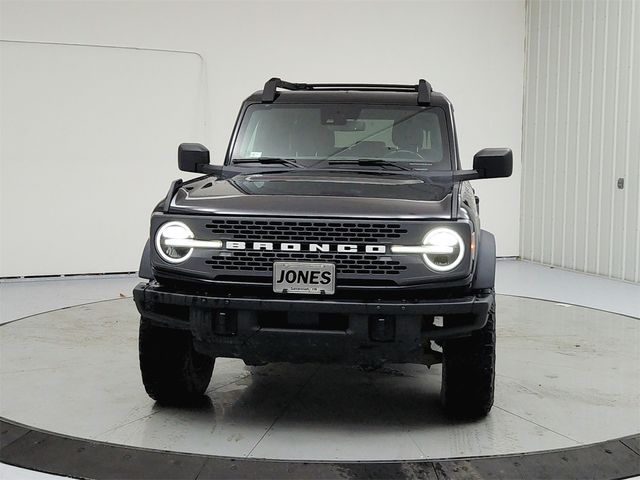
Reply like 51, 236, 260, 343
224, 241, 386, 254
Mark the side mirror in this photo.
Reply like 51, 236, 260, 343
473, 148, 513, 179
178, 143, 210, 173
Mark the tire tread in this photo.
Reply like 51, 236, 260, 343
440, 296, 496, 418
139, 317, 214, 405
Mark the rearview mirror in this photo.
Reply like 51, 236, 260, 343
473, 148, 513, 179
178, 143, 210, 173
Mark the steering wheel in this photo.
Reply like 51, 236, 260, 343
384, 149, 424, 160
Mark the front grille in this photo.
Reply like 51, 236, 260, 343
152, 215, 448, 289
206, 251, 407, 275
152, 215, 472, 288
205, 219, 407, 243
196, 218, 419, 283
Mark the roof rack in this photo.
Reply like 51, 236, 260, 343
261, 78, 432, 105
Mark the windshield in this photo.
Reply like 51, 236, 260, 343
230, 104, 452, 170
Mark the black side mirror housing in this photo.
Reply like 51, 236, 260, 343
473, 148, 513, 179
178, 143, 210, 173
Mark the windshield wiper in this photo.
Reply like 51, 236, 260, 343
231, 158, 302, 168
326, 159, 415, 172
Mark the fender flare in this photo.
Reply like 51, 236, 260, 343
472, 230, 496, 290
138, 239, 154, 280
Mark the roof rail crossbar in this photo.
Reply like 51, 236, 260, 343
417, 79, 432, 105
261, 78, 433, 105
262, 78, 312, 102
307, 83, 416, 89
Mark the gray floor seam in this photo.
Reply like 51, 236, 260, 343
619, 438, 640, 456
192, 457, 210, 480
492, 404, 581, 444
0, 429, 31, 452
370, 373, 429, 461
93, 410, 159, 438
244, 365, 322, 459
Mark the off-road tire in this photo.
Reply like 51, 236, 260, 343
139, 316, 215, 405
440, 296, 496, 418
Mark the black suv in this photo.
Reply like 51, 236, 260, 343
134, 78, 512, 418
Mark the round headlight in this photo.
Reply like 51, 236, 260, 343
155, 221, 194, 263
422, 227, 465, 272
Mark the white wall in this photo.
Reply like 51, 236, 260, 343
0, 41, 206, 276
0, 0, 525, 277
521, 0, 640, 282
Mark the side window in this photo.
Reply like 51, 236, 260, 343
237, 109, 295, 158
422, 119, 444, 161
239, 119, 260, 156
236, 111, 263, 158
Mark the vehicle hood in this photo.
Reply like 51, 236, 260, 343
170, 170, 455, 219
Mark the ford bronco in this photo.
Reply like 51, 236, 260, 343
133, 78, 512, 418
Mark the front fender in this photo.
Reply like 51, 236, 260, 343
471, 230, 496, 291
138, 239, 154, 280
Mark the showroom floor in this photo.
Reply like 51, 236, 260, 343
1, 259, 639, 479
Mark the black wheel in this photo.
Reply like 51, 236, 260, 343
440, 297, 496, 419
139, 316, 215, 405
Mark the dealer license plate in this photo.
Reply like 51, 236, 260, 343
273, 262, 335, 295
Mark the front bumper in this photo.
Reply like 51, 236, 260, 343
133, 282, 493, 366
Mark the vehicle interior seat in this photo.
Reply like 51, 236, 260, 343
251, 119, 293, 158
291, 121, 336, 158
391, 117, 445, 166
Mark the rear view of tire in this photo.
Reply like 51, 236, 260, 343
139, 316, 214, 405
440, 297, 496, 419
